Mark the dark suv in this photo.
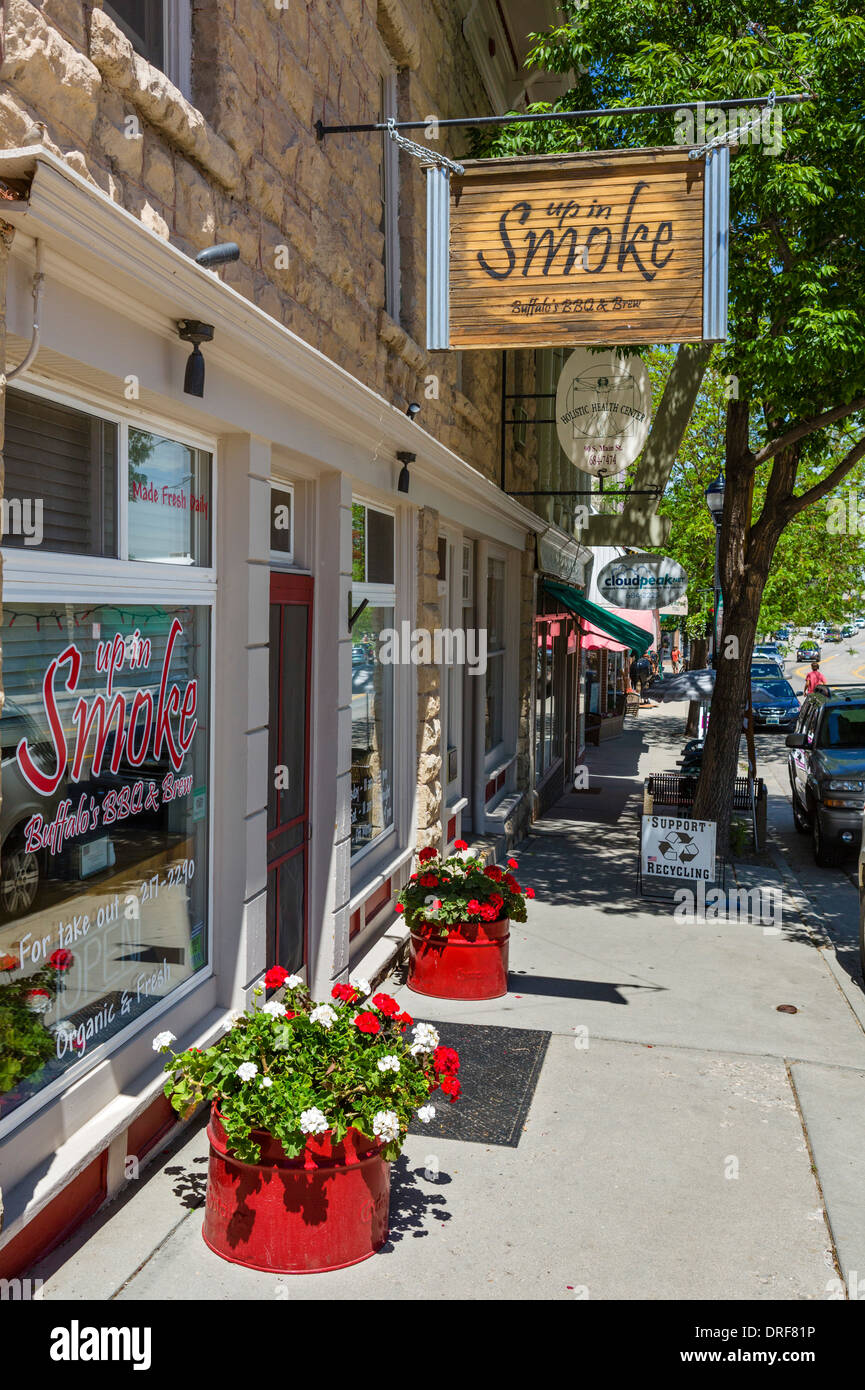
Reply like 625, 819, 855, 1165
787, 687, 865, 865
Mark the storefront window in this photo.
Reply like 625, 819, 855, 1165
0, 602, 210, 1122
350, 502, 396, 857
485, 557, 505, 754
128, 428, 211, 566
3, 388, 117, 556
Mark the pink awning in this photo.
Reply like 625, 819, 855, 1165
580, 606, 658, 653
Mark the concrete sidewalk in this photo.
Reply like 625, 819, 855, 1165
29, 703, 865, 1300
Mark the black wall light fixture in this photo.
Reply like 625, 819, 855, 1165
194, 242, 240, 269
396, 450, 415, 494
177, 320, 214, 397
406, 402, 421, 420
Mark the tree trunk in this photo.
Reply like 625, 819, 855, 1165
691, 405, 793, 844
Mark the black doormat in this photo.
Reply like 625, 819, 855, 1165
407, 1020, 551, 1148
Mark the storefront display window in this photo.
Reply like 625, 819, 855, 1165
128, 428, 211, 566
350, 502, 396, 856
0, 602, 210, 1122
3, 388, 117, 556
485, 557, 505, 754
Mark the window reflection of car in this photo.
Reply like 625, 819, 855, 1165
0, 703, 68, 919
352, 646, 376, 695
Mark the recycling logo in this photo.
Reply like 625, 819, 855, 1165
657, 830, 700, 865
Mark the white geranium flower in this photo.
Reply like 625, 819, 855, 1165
286, 974, 303, 989
409, 1022, 440, 1055
236, 1061, 258, 1081
310, 1004, 337, 1029
152, 1030, 176, 1051
373, 1110, 400, 1143
229, 1009, 245, 1025
260, 1077, 273, 1089
261, 1000, 284, 1017
300, 1107, 328, 1135
417, 1105, 436, 1124
377, 1054, 401, 1073
349, 976, 371, 998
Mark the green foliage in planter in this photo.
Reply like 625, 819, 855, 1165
395, 843, 535, 935
159, 976, 460, 1163
729, 816, 750, 856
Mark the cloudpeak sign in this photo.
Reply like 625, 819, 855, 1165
596, 553, 689, 611
426, 145, 730, 350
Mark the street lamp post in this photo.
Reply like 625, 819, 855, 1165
705, 471, 726, 668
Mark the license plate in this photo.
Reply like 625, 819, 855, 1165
767, 714, 780, 724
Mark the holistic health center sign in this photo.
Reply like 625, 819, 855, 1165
596, 552, 689, 611
555, 350, 651, 478
425, 145, 730, 350
641, 815, 717, 882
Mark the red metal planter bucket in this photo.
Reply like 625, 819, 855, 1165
407, 917, 510, 1000
202, 1108, 390, 1274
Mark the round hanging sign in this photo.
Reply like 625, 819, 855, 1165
596, 553, 689, 611
555, 349, 652, 478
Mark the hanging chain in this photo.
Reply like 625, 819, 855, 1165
386, 118, 465, 175
689, 90, 776, 160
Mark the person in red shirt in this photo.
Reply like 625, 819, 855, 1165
804, 659, 827, 694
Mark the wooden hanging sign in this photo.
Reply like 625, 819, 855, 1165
425, 146, 729, 350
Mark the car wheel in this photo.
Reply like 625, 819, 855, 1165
0, 831, 41, 918
791, 791, 809, 835
812, 812, 841, 867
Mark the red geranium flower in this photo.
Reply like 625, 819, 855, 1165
490, 893, 504, 910
48, 948, 74, 972
419, 873, 439, 888
372, 992, 400, 1017
466, 899, 481, 914
418, 846, 438, 863
454, 839, 468, 850
0, 953, 19, 972
525, 887, 535, 899
394, 902, 405, 914
433, 1045, 460, 1075
264, 966, 289, 989
484, 865, 503, 882
354, 1011, 381, 1035
507, 858, 519, 869
479, 902, 498, 922
505, 875, 520, 892
440, 1074, 461, 1103
332, 982, 358, 1003
397, 1010, 413, 1031
284, 1010, 296, 1020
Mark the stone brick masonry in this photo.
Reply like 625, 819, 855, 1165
0, 0, 517, 480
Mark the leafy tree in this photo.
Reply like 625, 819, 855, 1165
479, 1, 865, 839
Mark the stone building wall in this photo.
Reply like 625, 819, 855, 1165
0, 0, 538, 485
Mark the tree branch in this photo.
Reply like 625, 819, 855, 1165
752, 397, 865, 468
784, 433, 865, 518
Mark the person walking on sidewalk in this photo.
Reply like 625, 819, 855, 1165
671, 644, 681, 674
804, 658, 827, 694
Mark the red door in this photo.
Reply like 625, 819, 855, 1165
267, 572, 313, 973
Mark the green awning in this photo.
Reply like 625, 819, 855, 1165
542, 579, 654, 656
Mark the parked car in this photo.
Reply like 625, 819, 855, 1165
824, 626, 843, 643
787, 688, 865, 865
751, 678, 800, 731
754, 642, 783, 662
842, 624, 855, 639
796, 638, 821, 662
855, 617, 865, 630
